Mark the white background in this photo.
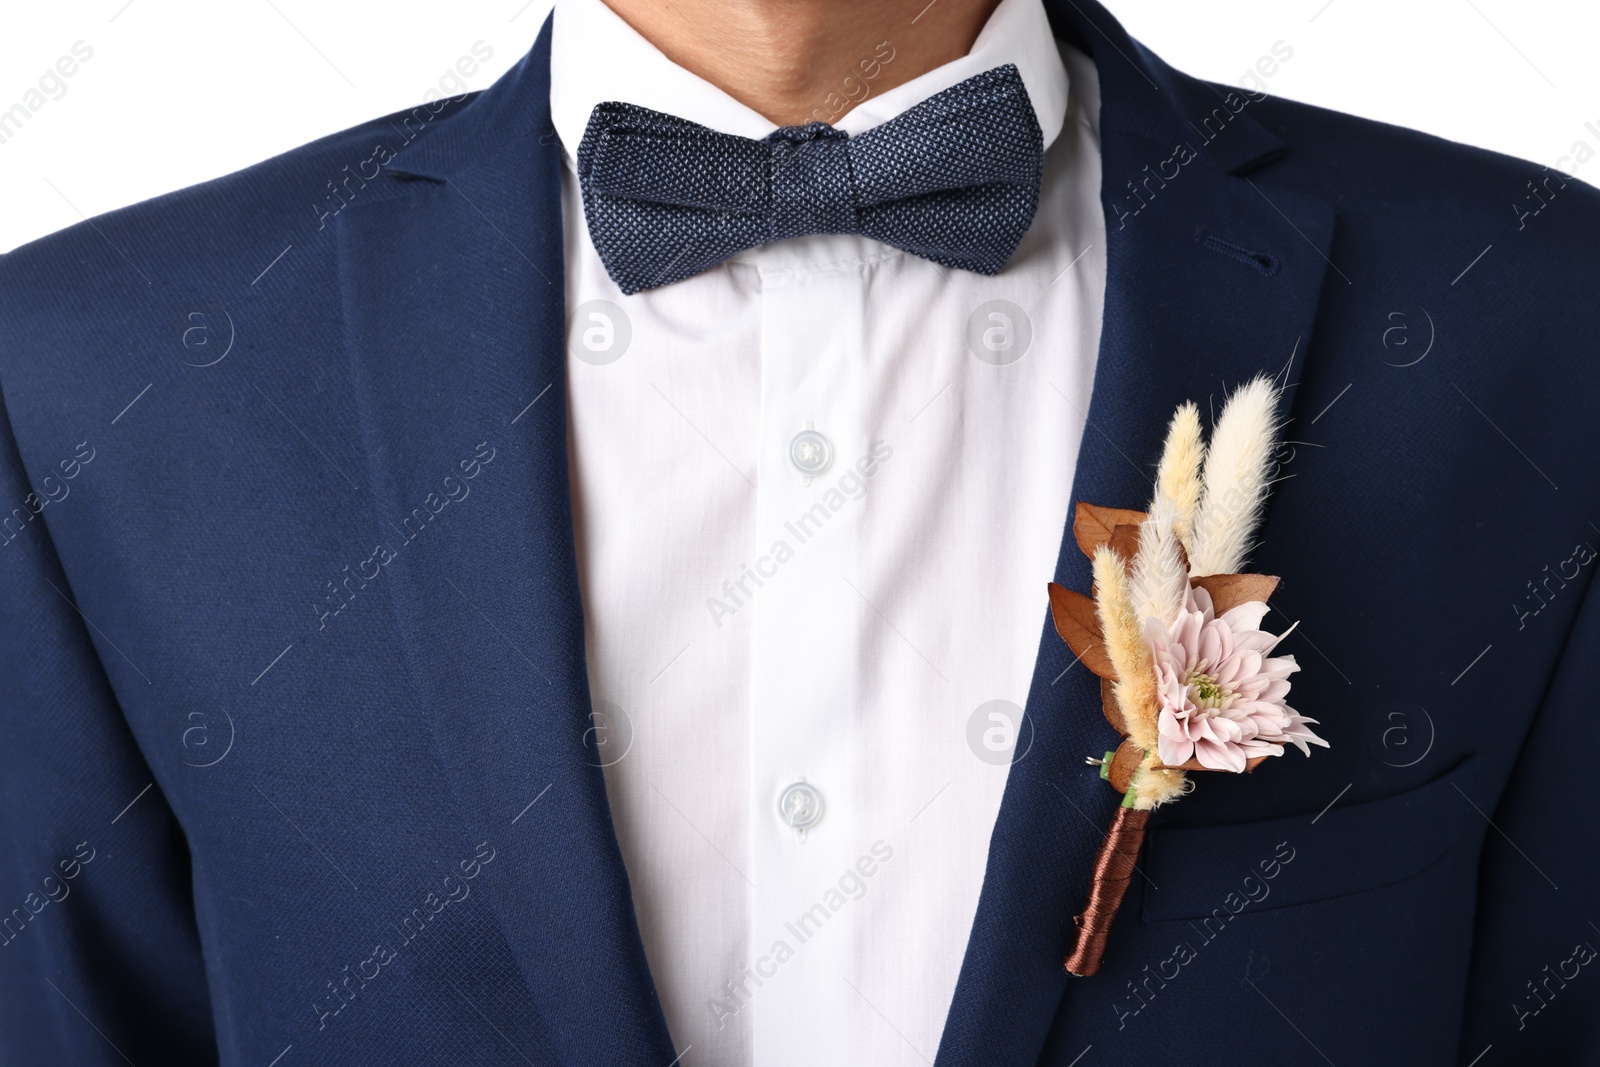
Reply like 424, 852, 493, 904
1, 0, 1596, 253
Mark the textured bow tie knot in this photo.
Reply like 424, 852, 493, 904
577, 64, 1045, 293
766, 124, 857, 241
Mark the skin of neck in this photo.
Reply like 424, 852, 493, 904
598, 0, 1003, 127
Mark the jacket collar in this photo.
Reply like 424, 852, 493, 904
388, 0, 1287, 186
364, 4, 1334, 1063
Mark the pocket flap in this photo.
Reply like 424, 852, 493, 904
1141, 755, 1481, 922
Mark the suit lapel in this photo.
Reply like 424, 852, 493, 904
934, 3, 1335, 1063
334, 24, 677, 1063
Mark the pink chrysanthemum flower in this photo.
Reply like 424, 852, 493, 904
1147, 586, 1328, 772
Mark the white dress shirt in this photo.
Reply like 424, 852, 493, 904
551, 0, 1105, 1061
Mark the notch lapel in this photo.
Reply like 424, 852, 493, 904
334, 23, 677, 1064
934, 3, 1336, 1063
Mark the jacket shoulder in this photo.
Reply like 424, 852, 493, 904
1242, 87, 1600, 243
0, 95, 478, 376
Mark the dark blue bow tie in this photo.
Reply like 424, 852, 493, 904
575, 64, 1044, 294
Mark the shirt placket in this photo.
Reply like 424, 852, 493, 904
746, 253, 871, 1064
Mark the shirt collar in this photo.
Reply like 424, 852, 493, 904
549, 0, 1070, 162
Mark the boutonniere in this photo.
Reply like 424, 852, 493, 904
1049, 376, 1328, 977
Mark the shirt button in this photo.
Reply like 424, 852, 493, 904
788, 429, 833, 476
778, 781, 824, 831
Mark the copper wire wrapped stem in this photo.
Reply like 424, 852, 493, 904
1063, 805, 1150, 976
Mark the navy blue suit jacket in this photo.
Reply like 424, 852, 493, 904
2, 3, 1597, 1063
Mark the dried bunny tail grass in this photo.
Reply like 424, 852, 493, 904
1130, 753, 1190, 810
1152, 401, 1206, 548
1092, 545, 1159, 754
1188, 376, 1281, 577
1133, 402, 1206, 623
1113, 672, 1160, 761
1129, 502, 1188, 628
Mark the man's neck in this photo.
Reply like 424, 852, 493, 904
598, 0, 1003, 127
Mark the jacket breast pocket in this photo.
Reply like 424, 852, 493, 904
1139, 755, 1482, 923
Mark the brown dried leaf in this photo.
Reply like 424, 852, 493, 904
1047, 582, 1116, 679
1107, 738, 1144, 794
1073, 502, 1147, 561
1191, 573, 1279, 616
1100, 676, 1127, 735
1108, 523, 1141, 568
